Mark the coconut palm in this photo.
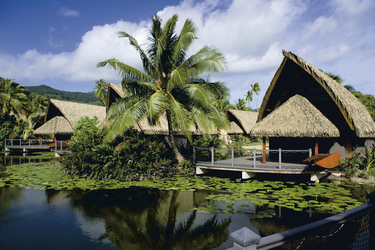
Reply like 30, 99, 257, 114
24, 92, 48, 129
0, 77, 27, 118
250, 82, 261, 109
234, 98, 250, 111
94, 79, 108, 108
97, 14, 228, 163
244, 90, 253, 108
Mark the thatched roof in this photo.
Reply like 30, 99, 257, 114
227, 109, 258, 134
34, 116, 73, 135
109, 82, 124, 97
35, 99, 106, 135
106, 83, 124, 112
258, 50, 375, 138
250, 95, 340, 137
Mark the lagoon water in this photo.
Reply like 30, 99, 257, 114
1, 159, 374, 249
0, 185, 350, 250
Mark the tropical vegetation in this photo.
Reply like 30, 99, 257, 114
340, 145, 375, 178
97, 14, 229, 163
61, 116, 179, 181
94, 79, 108, 108
0, 77, 48, 141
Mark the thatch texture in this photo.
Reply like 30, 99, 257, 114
46, 99, 106, 128
36, 99, 106, 135
227, 109, 258, 134
258, 50, 375, 138
109, 82, 124, 97
250, 95, 340, 138
34, 116, 73, 135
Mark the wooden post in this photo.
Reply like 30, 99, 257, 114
347, 140, 353, 158
314, 140, 319, 155
39, 136, 42, 146
262, 137, 266, 164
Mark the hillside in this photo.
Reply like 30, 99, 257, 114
25, 85, 100, 105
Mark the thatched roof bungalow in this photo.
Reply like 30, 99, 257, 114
251, 50, 375, 160
34, 99, 106, 139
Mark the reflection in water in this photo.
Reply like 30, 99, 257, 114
41, 188, 233, 249
0, 186, 23, 211
57, 188, 231, 249
1, 155, 48, 166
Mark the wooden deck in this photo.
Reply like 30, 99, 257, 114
195, 155, 328, 182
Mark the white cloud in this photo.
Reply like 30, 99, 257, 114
0, 0, 374, 99
59, 7, 80, 17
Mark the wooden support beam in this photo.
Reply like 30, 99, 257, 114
314, 140, 319, 155
262, 137, 266, 164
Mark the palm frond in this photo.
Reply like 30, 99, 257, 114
147, 90, 168, 124
173, 19, 197, 66
105, 99, 147, 141
187, 46, 226, 75
118, 31, 153, 76
97, 58, 152, 82
168, 95, 193, 141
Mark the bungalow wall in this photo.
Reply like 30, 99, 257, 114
269, 137, 375, 163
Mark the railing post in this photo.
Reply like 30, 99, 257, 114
309, 148, 312, 158
55, 140, 57, 151
278, 148, 281, 169
253, 148, 256, 168
193, 147, 196, 163
211, 147, 214, 166
60, 140, 63, 151
11, 139, 13, 147
29, 139, 30, 147
230, 227, 261, 250
231, 146, 234, 166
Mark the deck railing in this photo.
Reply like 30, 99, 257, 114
229, 191, 375, 249
193, 146, 312, 169
54, 140, 70, 152
4, 138, 53, 147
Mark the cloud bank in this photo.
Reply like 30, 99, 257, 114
1, 0, 374, 104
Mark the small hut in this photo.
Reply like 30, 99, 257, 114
252, 50, 375, 160
34, 99, 106, 140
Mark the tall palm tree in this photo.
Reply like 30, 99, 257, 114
97, 15, 228, 163
244, 90, 253, 108
94, 79, 108, 108
234, 98, 250, 111
250, 82, 261, 110
0, 77, 27, 118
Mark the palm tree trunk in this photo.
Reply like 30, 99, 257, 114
166, 111, 185, 164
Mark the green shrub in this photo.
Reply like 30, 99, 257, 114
0, 114, 17, 151
193, 134, 222, 148
61, 117, 178, 181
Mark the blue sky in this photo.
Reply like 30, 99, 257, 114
1, 0, 374, 106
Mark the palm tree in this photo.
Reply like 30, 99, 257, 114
94, 79, 108, 108
250, 82, 261, 110
0, 77, 27, 118
97, 15, 228, 163
244, 90, 253, 108
234, 98, 250, 111
24, 92, 48, 128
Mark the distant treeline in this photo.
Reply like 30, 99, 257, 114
25, 85, 100, 105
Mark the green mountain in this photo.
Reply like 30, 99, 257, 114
25, 85, 100, 105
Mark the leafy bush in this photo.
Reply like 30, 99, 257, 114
0, 114, 17, 151
61, 117, 178, 181
340, 145, 375, 178
193, 134, 222, 148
